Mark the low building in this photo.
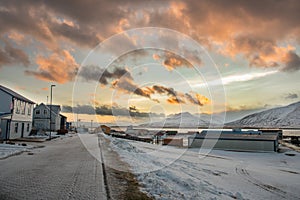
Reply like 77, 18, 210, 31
33, 103, 63, 131
258, 129, 283, 140
60, 114, 67, 130
125, 126, 149, 136
163, 138, 183, 147
0, 85, 35, 140
188, 130, 279, 152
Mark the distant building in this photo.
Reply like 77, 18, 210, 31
0, 85, 35, 140
33, 103, 66, 131
188, 129, 279, 152
60, 114, 67, 130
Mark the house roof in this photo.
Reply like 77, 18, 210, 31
34, 103, 61, 116
0, 113, 12, 118
191, 132, 278, 141
59, 114, 67, 119
0, 85, 35, 104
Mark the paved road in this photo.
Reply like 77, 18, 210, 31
0, 135, 107, 200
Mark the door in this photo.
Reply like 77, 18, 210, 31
21, 123, 24, 138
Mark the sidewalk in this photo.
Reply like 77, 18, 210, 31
0, 134, 107, 200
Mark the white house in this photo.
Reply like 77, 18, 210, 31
33, 103, 62, 131
0, 85, 35, 140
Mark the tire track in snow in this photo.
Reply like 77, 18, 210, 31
235, 166, 290, 199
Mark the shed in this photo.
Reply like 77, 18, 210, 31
163, 138, 183, 147
188, 131, 278, 152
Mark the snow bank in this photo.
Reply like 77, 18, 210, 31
0, 143, 31, 159
107, 134, 300, 200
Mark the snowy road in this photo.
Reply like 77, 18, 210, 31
0, 135, 107, 200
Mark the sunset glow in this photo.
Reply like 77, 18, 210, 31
0, 0, 299, 124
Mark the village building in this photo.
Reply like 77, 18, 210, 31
33, 103, 66, 131
188, 129, 279, 152
0, 85, 35, 140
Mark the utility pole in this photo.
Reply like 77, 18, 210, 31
49, 84, 55, 140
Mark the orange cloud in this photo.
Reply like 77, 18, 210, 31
167, 96, 185, 104
221, 35, 296, 69
162, 52, 193, 71
163, 56, 184, 71
112, 77, 154, 99
2, 0, 300, 75
25, 50, 78, 83
152, 53, 160, 60
8, 32, 26, 45
195, 93, 211, 105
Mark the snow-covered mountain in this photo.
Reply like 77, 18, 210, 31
141, 112, 215, 127
227, 101, 300, 128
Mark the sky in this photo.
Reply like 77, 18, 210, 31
0, 0, 300, 125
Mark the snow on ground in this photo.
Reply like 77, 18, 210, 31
0, 143, 32, 159
105, 134, 300, 200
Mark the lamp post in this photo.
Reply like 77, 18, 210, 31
49, 84, 56, 140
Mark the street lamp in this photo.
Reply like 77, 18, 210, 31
49, 84, 56, 140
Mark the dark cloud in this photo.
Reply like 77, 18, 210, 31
185, 93, 203, 106
0, 41, 29, 67
112, 77, 153, 99
79, 65, 132, 85
285, 93, 298, 100
79, 65, 155, 102
62, 104, 165, 118
283, 51, 300, 72
152, 85, 185, 104
49, 22, 100, 48
167, 96, 185, 104
151, 85, 210, 106
110, 49, 150, 68
152, 85, 177, 97
2, 0, 300, 82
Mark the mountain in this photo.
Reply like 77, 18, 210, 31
140, 112, 230, 127
141, 112, 211, 128
227, 101, 300, 128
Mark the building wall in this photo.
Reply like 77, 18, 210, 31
34, 119, 50, 130
11, 98, 34, 122
9, 121, 32, 139
188, 138, 277, 152
0, 90, 12, 113
54, 115, 61, 130
34, 104, 50, 130
33, 104, 61, 131
0, 89, 34, 139
0, 119, 9, 140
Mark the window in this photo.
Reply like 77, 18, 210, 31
15, 100, 20, 114
35, 109, 40, 115
44, 109, 48, 115
28, 104, 31, 116
26, 123, 30, 132
21, 102, 25, 115
14, 123, 18, 133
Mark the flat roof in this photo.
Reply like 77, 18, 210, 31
201, 130, 262, 135
190, 133, 278, 141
